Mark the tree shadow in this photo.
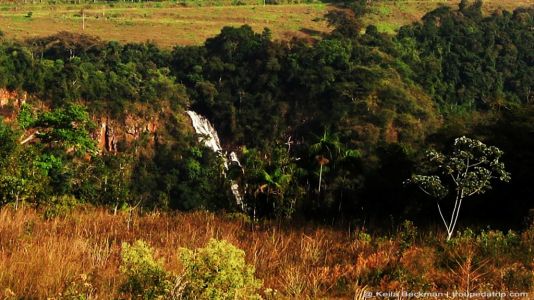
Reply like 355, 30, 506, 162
299, 27, 328, 39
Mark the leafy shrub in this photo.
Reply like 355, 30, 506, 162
120, 240, 172, 299
449, 228, 477, 246
43, 194, 79, 219
398, 220, 417, 251
61, 274, 96, 299
179, 239, 262, 299
223, 212, 252, 224
477, 230, 521, 258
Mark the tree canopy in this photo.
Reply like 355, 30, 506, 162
0, 1, 531, 228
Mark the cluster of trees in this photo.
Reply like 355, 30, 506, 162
0, 103, 95, 208
2, 32, 188, 115
0, 0, 532, 229
0, 102, 234, 212
397, 1, 533, 112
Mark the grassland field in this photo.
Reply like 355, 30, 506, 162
1, 207, 533, 298
0, 0, 530, 47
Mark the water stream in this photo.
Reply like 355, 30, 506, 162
186, 111, 244, 209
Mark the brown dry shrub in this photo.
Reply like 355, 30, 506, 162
400, 246, 436, 276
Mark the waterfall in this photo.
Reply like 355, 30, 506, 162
186, 111, 244, 209
186, 111, 223, 153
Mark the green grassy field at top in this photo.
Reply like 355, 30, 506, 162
0, 3, 330, 46
365, 0, 533, 34
0, 1, 530, 47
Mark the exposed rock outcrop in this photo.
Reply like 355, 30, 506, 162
92, 114, 160, 153
0, 89, 27, 121
0, 88, 163, 154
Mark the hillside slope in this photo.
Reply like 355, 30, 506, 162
0, 0, 530, 47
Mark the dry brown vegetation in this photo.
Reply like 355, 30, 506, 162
0, 206, 532, 299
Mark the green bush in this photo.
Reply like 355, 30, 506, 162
120, 240, 172, 299
61, 274, 96, 300
43, 194, 79, 219
398, 220, 417, 251
477, 230, 521, 258
179, 239, 262, 299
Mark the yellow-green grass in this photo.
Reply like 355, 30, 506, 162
365, 0, 533, 34
0, 1, 530, 47
0, 3, 330, 47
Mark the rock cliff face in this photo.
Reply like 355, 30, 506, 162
0, 89, 27, 122
0, 88, 165, 153
92, 114, 160, 153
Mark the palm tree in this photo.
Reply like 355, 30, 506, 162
257, 168, 291, 202
309, 129, 342, 192
315, 155, 329, 192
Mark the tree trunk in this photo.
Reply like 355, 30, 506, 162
318, 164, 323, 192
20, 131, 39, 145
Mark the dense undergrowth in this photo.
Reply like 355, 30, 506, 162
0, 0, 532, 226
0, 207, 532, 298
0, 1, 533, 297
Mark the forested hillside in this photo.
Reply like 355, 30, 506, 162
0, 0, 532, 226
0, 0, 533, 298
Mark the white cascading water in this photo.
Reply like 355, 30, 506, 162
186, 111, 244, 209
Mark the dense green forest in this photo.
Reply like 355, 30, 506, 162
0, 0, 532, 230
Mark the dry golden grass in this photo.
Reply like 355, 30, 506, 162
0, 206, 532, 298
0, 206, 354, 298
0, 3, 330, 47
0, 1, 530, 47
